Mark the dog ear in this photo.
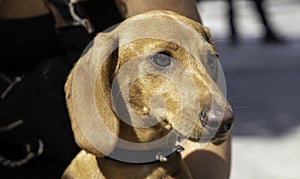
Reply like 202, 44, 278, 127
200, 26, 220, 82
65, 32, 121, 157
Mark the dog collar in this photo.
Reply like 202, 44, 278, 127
104, 145, 185, 164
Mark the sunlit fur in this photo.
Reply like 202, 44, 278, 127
115, 38, 217, 142
63, 10, 232, 179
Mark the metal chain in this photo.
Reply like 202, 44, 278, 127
0, 139, 44, 168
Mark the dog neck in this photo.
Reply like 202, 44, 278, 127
97, 152, 183, 179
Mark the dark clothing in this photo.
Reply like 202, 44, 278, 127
0, 14, 79, 179
0, 14, 63, 74
0, 1, 122, 178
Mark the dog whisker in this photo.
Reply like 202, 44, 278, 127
212, 39, 231, 46
226, 96, 246, 111
230, 106, 248, 111
227, 95, 239, 103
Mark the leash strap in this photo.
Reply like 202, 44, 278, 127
0, 74, 23, 100
44, 0, 94, 33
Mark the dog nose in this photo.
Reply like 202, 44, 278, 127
218, 110, 234, 134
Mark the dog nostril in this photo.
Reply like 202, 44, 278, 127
220, 120, 233, 134
219, 111, 234, 134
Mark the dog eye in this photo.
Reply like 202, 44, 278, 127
151, 53, 173, 68
206, 52, 217, 76
207, 52, 216, 68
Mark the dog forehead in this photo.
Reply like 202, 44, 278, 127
116, 38, 214, 70
118, 39, 178, 58
113, 11, 208, 53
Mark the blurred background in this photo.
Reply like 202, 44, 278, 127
196, 0, 300, 178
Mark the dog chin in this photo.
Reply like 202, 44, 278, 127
186, 128, 227, 144
187, 136, 226, 145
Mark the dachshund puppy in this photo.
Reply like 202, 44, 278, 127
62, 10, 234, 179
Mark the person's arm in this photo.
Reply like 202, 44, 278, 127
181, 132, 232, 179
114, 0, 202, 23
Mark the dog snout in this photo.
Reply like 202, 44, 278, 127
218, 110, 234, 134
199, 110, 234, 133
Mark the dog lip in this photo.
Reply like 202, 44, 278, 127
214, 133, 227, 139
188, 133, 225, 143
200, 134, 226, 143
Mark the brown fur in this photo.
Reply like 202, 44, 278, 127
62, 10, 232, 179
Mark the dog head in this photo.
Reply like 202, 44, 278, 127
65, 10, 234, 158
